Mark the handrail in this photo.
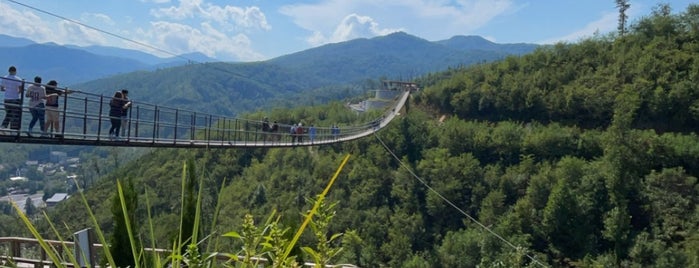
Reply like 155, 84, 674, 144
0, 236, 360, 267
0, 236, 262, 266
0, 76, 412, 148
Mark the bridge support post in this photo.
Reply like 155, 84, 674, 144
10, 239, 20, 258
74, 228, 95, 268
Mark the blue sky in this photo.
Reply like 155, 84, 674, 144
0, 0, 694, 62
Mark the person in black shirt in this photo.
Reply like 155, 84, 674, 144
44, 80, 63, 137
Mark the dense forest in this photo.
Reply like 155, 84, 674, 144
4, 3, 699, 268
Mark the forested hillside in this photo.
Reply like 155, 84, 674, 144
33, 4, 699, 268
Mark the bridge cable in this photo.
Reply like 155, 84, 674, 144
373, 131, 548, 267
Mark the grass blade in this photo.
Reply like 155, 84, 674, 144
144, 187, 162, 267
73, 178, 117, 268
40, 212, 80, 267
117, 179, 141, 268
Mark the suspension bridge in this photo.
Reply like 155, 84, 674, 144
0, 77, 413, 148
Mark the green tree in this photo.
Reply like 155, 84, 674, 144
643, 168, 698, 243
419, 149, 483, 234
479, 190, 506, 226
616, 0, 631, 35
109, 177, 140, 268
437, 228, 482, 268
24, 196, 36, 217
541, 157, 596, 263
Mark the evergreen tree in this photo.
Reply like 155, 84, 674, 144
616, 0, 631, 35
109, 177, 140, 268
23, 196, 35, 216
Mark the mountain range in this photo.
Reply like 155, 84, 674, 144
0, 34, 218, 85
0, 32, 538, 115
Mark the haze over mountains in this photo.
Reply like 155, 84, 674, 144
0, 32, 538, 115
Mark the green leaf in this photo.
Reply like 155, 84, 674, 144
223, 231, 242, 238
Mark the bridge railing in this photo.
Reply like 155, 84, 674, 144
0, 236, 267, 267
0, 236, 361, 267
0, 77, 408, 147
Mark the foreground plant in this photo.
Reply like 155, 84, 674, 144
9, 154, 352, 268
301, 196, 343, 268
223, 213, 277, 267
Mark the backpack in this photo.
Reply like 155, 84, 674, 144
290, 126, 297, 134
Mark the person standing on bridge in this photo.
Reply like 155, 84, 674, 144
296, 123, 304, 143
25, 76, 47, 137
1, 66, 23, 131
331, 124, 340, 140
309, 124, 316, 143
120, 89, 131, 137
44, 80, 71, 138
261, 117, 270, 141
271, 121, 279, 142
109, 91, 127, 140
290, 123, 297, 144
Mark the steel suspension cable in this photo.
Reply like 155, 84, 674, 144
373, 132, 548, 267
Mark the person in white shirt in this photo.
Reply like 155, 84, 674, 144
25, 76, 47, 137
0, 66, 23, 130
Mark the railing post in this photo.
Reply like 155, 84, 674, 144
152, 106, 158, 142
40, 245, 46, 262
16, 80, 25, 133
215, 116, 221, 143
174, 109, 179, 144
244, 121, 249, 143
190, 113, 195, 141
135, 106, 140, 138
97, 95, 103, 140
225, 118, 230, 142
74, 228, 95, 268
255, 122, 259, 143
126, 103, 132, 139
11, 239, 19, 258
60, 87, 69, 139
207, 115, 212, 146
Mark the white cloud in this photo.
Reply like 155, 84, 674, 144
539, 11, 617, 44
205, 5, 270, 31
281, 0, 514, 46
145, 1, 271, 60
151, 0, 270, 31
139, 21, 264, 61
151, 0, 202, 19
81, 13, 116, 26
0, 2, 54, 42
0, 2, 108, 47
309, 13, 402, 45
57, 21, 108, 45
